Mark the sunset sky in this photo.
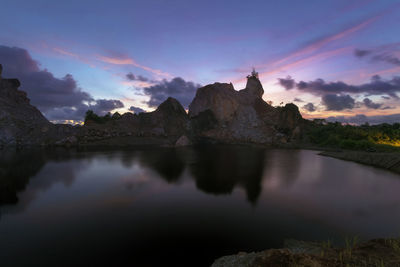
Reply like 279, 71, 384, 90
1, 0, 400, 124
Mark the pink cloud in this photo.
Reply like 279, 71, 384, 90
96, 55, 172, 78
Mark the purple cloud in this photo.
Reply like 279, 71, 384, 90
0, 45, 123, 122
142, 77, 201, 108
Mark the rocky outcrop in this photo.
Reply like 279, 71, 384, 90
188, 74, 304, 144
0, 64, 304, 147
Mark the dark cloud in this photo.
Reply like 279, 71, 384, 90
322, 94, 355, 111
277, 75, 400, 98
372, 54, 400, 66
129, 106, 145, 114
142, 77, 201, 108
92, 99, 124, 114
293, 97, 304, 102
363, 98, 382, 109
0, 45, 123, 122
0, 45, 92, 111
126, 72, 149, 82
381, 95, 391, 100
303, 102, 316, 112
354, 48, 400, 66
326, 114, 400, 125
278, 76, 295, 90
354, 49, 372, 57
45, 99, 124, 121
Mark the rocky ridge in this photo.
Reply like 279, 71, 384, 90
0, 65, 304, 147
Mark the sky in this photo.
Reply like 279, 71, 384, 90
0, 0, 400, 124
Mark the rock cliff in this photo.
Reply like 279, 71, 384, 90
0, 64, 77, 147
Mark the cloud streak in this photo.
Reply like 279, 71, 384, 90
97, 55, 172, 78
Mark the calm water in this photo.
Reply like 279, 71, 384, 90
1, 146, 400, 266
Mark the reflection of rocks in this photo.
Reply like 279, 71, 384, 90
137, 148, 187, 183
188, 145, 266, 204
127, 145, 267, 204
0, 149, 83, 218
0, 149, 46, 205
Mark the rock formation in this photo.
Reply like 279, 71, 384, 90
188, 74, 304, 144
0, 65, 304, 147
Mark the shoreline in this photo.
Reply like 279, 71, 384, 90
319, 150, 400, 174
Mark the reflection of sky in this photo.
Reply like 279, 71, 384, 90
1, 0, 400, 118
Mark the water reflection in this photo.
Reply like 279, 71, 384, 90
0, 146, 270, 213
2, 146, 400, 267
0, 149, 88, 217
188, 145, 266, 204
0, 149, 45, 206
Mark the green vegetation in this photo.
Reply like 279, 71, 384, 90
305, 120, 400, 151
84, 110, 122, 124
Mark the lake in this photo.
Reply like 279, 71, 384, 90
1, 146, 400, 267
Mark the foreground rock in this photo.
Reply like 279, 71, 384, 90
212, 238, 400, 267
320, 151, 400, 174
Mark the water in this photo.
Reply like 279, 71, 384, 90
1, 146, 400, 266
